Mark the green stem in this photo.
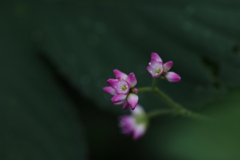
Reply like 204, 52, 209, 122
147, 109, 174, 119
153, 87, 182, 110
146, 108, 212, 121
138, 87, 153, 93
179, 110, 214, 121
152, 77, 159, 89
137, 77, 160, 93
138, 78, 212, 121
138, 79, 182, 110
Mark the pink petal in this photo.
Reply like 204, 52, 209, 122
119, 116, 135, 134
149, 59, 163, 68
111, 94, 127, 103
146, 66, 155, 77
113, 69, 128, 79
132, 88, 138, 94
103, 86, 116, 95
126, 73, 137, 87
127, 94, 139, 110
131, 104, 144, 115
122, 101, 129, 109
164, 61, 173, 72
165, 72, 181, 82
107, 78, 117, 86
147, 61, 164, 78
133, 125, 146, 140
111, 79, 130, 95
151, 52, 162, 62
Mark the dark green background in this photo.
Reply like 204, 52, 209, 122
2, 0, 240, 159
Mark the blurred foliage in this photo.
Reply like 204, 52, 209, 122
1, 0, 240, 159
0, 3, 87, 159
145, 88, 240, 160
32, 1, 240, 113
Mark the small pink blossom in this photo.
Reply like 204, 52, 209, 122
119, 105, 148, 140
165, 72, 181, 82
147, 52, 181, 82
147, 59, 164, 78
103, 69, 139, 110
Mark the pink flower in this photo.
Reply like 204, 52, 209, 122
165, 72, 181, 82
103, 69, 139, 110
147, 52, 181, 82
146, 59, 164, 78
119, 105, 148, 140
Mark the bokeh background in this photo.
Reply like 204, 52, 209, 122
2, 0, 240, 159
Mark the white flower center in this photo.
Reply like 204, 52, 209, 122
121, 84, 128, 91
155, 68, 162, 75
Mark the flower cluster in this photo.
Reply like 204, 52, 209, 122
147, 52, 181, 82
119, 105, 148, 140
103, 52, 182, 140
103, 69, 139, 110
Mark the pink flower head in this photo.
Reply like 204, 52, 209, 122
119, 105, 148, 140
147, 59, 164, 78
147, 52, 181, 82
103, 69, 139, 110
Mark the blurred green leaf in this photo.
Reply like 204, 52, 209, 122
143, 88, 240, 160
3, 0, 240, 159
0, 2, 87, 159
28, 1, 240, 114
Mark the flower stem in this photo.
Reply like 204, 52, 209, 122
138, 78, 181, 110
153, 87, 182, 110
147, 109, 174, 119
138, 87, 152, 93
152, 77, 159, 89
178, 110, 214, 121
146, 108, 212, 121
138, 78, 212, 121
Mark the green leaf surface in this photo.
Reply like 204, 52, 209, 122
142, 88, 240, 160
0, 2, 87, 159
3, 1, 240, 159
27, 1, 240, 114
